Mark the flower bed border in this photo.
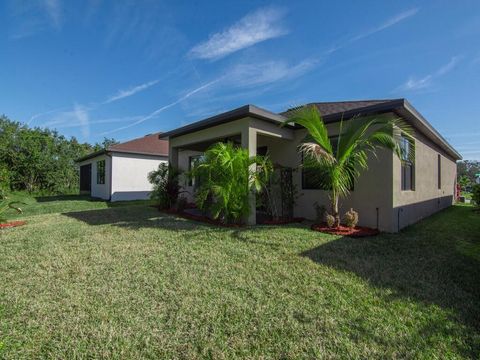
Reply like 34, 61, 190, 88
0, 220, 26, 229
311, 223, 379, 237
259, 217, 304, 225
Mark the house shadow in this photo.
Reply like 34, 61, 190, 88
300, 207, 480, 335
62, 206, 229, 233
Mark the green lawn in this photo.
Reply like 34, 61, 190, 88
1, 196, 479, 358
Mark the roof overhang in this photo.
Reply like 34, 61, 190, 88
158, 99, 461, 161
75, 149, 168, 163
159, 104, 291, 140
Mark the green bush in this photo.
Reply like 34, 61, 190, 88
148, 163, 181, 210
191, 142, 272, 224
472, 184, 480, 206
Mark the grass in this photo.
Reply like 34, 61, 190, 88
0, 195, 479, 358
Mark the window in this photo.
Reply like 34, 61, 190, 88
400, 136, 414, 191
188, 155, 203, 187
437, 154, 441, 189
96, 160, 105, 185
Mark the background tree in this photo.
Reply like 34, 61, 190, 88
284, 107, 414, 227
0, 115, 116, 194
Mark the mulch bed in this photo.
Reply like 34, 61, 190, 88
311, 223, 379, 237
0, 220, 26, 229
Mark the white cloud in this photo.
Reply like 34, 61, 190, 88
226, 59, 317, 87
189, 6, 288, 60
104, 79, 160, 104
350, 8, 419, 43
46, 104, 90, 138
102, 78, 221, 135
397, 56, 462, 91
44, 0, 62, 28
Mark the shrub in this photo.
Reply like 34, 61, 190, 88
192, 142, 272, 224
472, 184, 480, 206
148, 163, 182, 210
344, 208, 359, 228
325, 213, 335, 228
314, 202, 326, 224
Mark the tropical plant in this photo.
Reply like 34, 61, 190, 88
0, 191, 25, 223
191, 142, 272, 224
148, 163, 182, 209
344, 208, 359, 228
284, 106, 414, 227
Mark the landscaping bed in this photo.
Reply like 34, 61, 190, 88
311, 223, 379, 237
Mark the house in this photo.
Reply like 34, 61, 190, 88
160, 99, 461, 232
76, 133, 168, 201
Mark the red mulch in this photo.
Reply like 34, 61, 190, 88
260, 217, 304, 225
0, 220, 26, 229
311, 223, 379, 237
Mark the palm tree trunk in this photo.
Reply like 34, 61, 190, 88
331, 192, 340, 228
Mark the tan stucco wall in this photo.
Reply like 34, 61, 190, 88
260, 126, 394, 231
392, 131, 456, 230
169, 114, 457, 232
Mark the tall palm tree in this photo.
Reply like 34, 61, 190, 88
284, 106, 414, 227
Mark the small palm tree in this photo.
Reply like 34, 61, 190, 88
284, 106, 414, 227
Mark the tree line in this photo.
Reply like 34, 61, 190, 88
0, 115, 117, 194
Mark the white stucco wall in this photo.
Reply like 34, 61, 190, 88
110, 152, 167, 201
78, 154, 112, 200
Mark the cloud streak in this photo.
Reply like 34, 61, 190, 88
43, 0, 62, 28
104, 79, 160, 104
102, 78, 221, 135
397, 56, 462, 91
189, 6, 288, 60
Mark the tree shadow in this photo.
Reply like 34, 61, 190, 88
35, 194, 102, 202
301, 206, 480, 336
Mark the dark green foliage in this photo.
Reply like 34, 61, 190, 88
191, 142, 272, 224
472, 184, 480, 206
0, 115, 111, 194
457, 160, 480, 186
148, 163, 181, 209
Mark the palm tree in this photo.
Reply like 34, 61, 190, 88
284, 106, 414, 227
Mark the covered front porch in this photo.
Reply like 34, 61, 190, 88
166, 115, 296, 224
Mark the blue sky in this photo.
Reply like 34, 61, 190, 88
1, 1, 479, 159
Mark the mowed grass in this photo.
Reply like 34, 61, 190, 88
0, 197, 479, 358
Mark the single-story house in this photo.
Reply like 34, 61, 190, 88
160, 99, 461, 232
76, 133, 168, 201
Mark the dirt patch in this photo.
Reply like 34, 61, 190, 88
311, 223, 379, 237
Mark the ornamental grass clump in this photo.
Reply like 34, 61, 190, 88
344, 208, 359, 228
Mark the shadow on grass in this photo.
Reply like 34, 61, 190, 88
301, 206, 480, 345
35, 194, 100, 202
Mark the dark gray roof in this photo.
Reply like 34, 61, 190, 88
159, 104, 290, 139
160, 99, 461, 161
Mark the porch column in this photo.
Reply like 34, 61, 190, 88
169, 144, 179, 169
242, 127, 257, 225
